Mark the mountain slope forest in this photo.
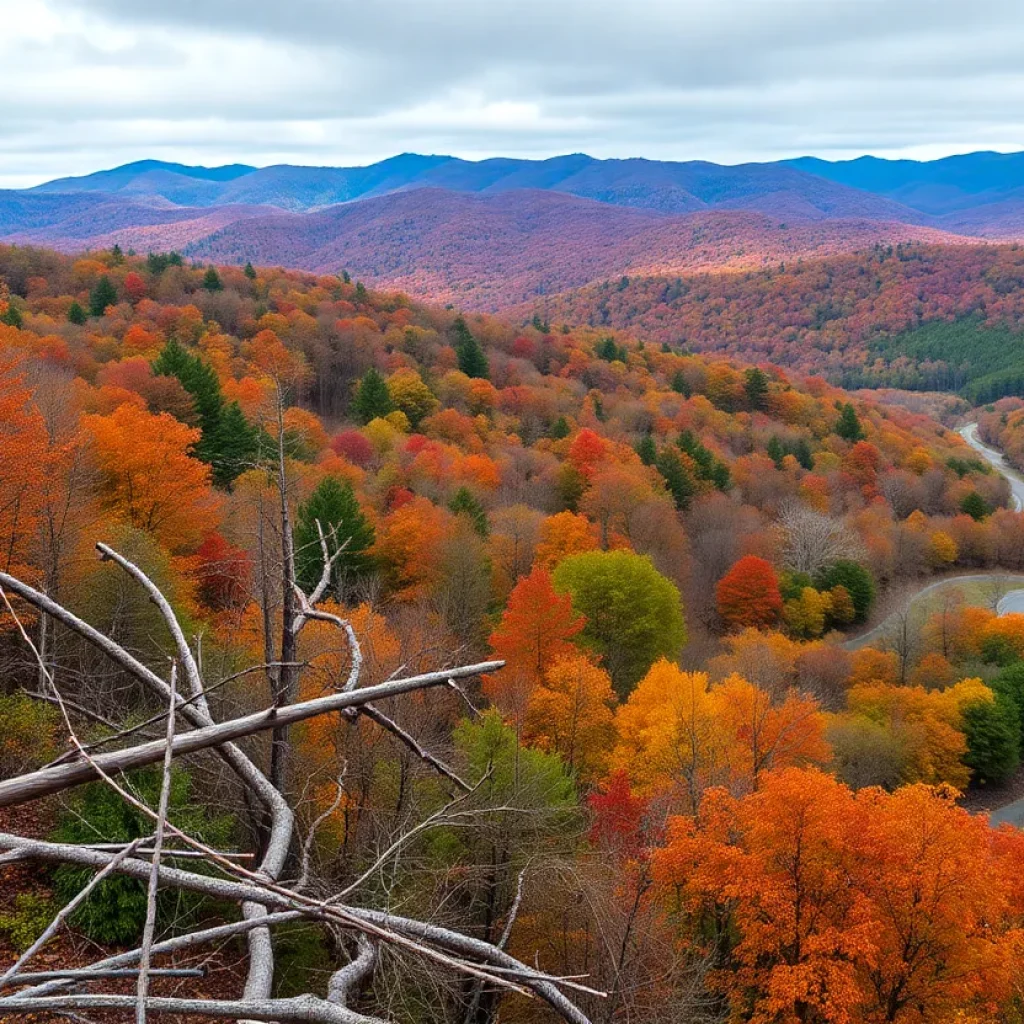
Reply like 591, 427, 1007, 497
7, 245, 1024, 1022
530, 241, 1024, 402
11, 149, 1024, 311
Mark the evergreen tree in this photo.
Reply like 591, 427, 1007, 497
355, 282, 368, 303
89, 276, 118, 317
452, 315, 489, 379
963, 695, 1020, 784
792, 438, 814, 470
202, 266, 223, 292
636, 433, 657, 466
815, 560, 875, 622
152, 339, 255, 486
243, 261, 257, 280
767, 436, 785, 469
147, 252, 170, 275
960, 491, 990, 521
294, 477, 376, 596
352, 368, 394, 424
670, 370, 691, 397
744, 367, 770, 411
655, 447, 696, 511
0, 303, 22, 328
549, 416, 570, 440
341, 270, 351, 284
167, 251, 183, 267
67, 301, 87, 325
110, 244, 124, 265
449, 486, 489, 537
835, 402, 865, 442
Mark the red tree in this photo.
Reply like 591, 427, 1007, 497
716, 555, 783, 630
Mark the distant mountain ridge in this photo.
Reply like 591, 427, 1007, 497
4, 148, 1024, 309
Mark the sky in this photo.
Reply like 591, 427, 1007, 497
3, 0, 1024, 188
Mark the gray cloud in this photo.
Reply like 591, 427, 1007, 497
2, 0, 1024, 187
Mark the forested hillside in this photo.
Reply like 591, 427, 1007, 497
529, 241, 1024, 400
6, 244, 1024, 1022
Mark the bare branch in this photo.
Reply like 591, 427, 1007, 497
0, 661, 502, 809
136, 663, 178, 1024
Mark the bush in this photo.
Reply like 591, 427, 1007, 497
52, 768, 234, 944
0, 693, 59, 777
0, 893, 56, 951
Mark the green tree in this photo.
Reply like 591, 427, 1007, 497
0, 302, 22, 328
549, 416, 571, 440
67, 300, 87, 325
293, 476, 375, 596
554, 550, 686, 697
153, 338, 256, 486
962, 695, 1020, 784
744, 367, 770, 411
452, 315, 489, 379
202, 266, 223, 291
835, 402, 865, 442
960, 491, 990, 521
767, 436, 785, 469
89, 275, 118, 317
655, 447, 696, 511
994, 662, 1024, 750
815, 560, 875, 622
243, 261, 257, 280
352, 367, 394, 424
448, 486, 489, 537
670, 370, 691, 397
110, 243, 124, 264
636, 433, 657, 466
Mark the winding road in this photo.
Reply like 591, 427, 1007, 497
959, 422, 1024, 512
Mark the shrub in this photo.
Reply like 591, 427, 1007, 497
0, 893, 56, 951
0, 693, 59, 777
52, 768, 234, 944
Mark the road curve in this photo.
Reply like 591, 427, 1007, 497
959, 422, 1024, 512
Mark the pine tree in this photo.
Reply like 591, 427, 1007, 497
152, 339, 255, 486
0, 303, 22, 328
744, 367, 770, 411
636, 433, 657, 466
835, 402, 865, 442
110, 244, 124, 265
670, 370, 691, 397
67, 301, 87, 325
960, 491, 989, 521
352, 368, 394, 424
449, 486, 489, 537
452, 315, 489, 379
294, 477, 375, 596
767, 436, 785, 469
202, 267, 223, 292
656, 447, 696, 511
550, 416, 570, 440
89, 276, 118, 317
243, 261, 257, 280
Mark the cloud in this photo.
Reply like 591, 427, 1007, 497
2, 0, 1024, 186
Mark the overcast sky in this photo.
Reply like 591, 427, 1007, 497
3, 0, 1024, 188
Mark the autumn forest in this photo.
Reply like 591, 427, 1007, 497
6, 217, 1024, 1024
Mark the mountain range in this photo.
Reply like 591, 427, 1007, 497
4, 150, 1024, 308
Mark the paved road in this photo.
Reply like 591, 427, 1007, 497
842, 574, 1024, 651
959, 422, 1024, 512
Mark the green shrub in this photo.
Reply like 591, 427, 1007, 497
52, 767, 234, 944
0, 693, 59, 776
0, 893, 56, 951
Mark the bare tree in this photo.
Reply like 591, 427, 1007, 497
777, 503, 862, 576
0, 537, 595, 1024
